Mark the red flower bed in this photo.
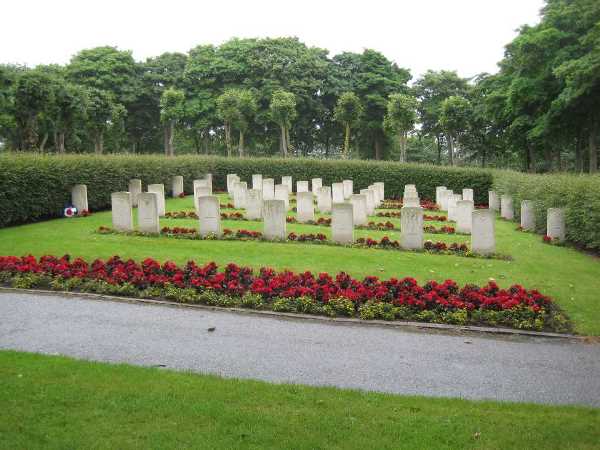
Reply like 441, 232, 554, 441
219, 203, 236, 209
424, 225, 456, 234
358, 221, 396, 231
165, 211, 198, 219
424, 214, 447, 222
380, 200, 439, 211
288, 232, 327, 242
161, 226, 197, 235
178, 192, 186, 198
221, 212, 245, 220
0, 254, 553, 311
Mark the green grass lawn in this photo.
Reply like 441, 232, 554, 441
0, 194, 599, 335
1, 350, 598, 450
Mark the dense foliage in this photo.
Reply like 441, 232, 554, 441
0, 154, 492, 227
0, 254, 571, 331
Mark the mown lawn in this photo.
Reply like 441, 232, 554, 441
0, 194, 599, 335
1, 350, 598, 450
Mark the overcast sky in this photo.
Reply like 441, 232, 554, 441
1, 0, 544, 80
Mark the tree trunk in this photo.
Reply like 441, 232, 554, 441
58, 132, 65, 153
590, 123, 598, 174
344, 124, 350, 158
436, 134, 442, 165
374, 138, 382, 160
527, 146, 536, 173
481, 146, 486, 168
168, 120, 175, 156
38, 133, 48, 152
575, 133, 583, 173
224, 122, 232, 157
238, 130, 244, 157
280, 124, 287, 157
94, 131, 104, 154
286, 127, 291, 156
398, 131, 407, 163
164, 125, 170, 156
447, 134, 454, 166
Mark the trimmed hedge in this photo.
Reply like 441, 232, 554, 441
493, 170, 600, 251
0, 154, 493, 227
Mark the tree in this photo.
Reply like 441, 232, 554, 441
384, 93, 417, 163
439, 96, 472, 165
333, 92, 362, 158
236, 89, 257, 157
269, 90, 296, 157
51, 81, 87, 153
216, 89, 241, 157
85, 88, 118, 154
159, 87, 185, 156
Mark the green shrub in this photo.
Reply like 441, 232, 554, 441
359, 301, 396, 320
492, 170, 600, 251
240, 292, 263, 309
324, 297, 355, 317
0, 153, 493, 227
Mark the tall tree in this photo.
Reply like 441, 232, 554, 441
384, 93, 418, 163
159, 87, 185, 156
216, 89, 241, 157
236, 89, 257, 157
269, 90, 296, 157
439, 96, 472, 165
333, 92, 362, 158
85, 88, 117, 154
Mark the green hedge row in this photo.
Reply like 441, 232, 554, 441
492, 170, 600, 251
0, 154, 493, 228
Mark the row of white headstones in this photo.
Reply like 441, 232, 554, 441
69, 176, 565, 255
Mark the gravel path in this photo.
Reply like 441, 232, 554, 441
1, 291, 599, 407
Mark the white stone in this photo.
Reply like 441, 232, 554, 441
369, 185, 381, 207
311, 178, 323, 193
246, 189, 263, 220
403, 185, 417, 198
403, 192, 420, 208
471, 209, 496, 255
262, 178, 275, 200
547, 208, 566, 241
332, 183, 345, 203
71, 184, 88, 212
521, 200, 536, 231
128, 179, 142, 207
342, 180, 353, 199
316, 186, 332, 213
360, 189, 375, 216
373, 182, 385, 202
137, 192, 160, 234
297, 181, 309, 193
193, 180, 211, 212
350, 194, 368, 226
111, 192, 133, 231
263, 200, 286, 240
172, 176, 184, 197
489, 191, 500, 211
147, 184, 165, 216
440, 189, 453, 211
233, 181, 248, 209
462, 188, 474, 202
274, 184, 290, 210
226, 174, 239, 195
197, 195, 221, 237
447, 194, 462, 221
500, 195, 514, 220
282, 176, 293, 193
401, 206, 424, 250
297, 192, 315, 223
435, 186, 447, 207
252, 174, 263, 190
331, 203, 354, 244
456, 200, 474, 234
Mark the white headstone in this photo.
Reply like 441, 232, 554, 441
401, 206, 424, 250
447, 194, 462, 221
282, 176, 293, 193
111, 192, 133, 231
198, 195, 221, 237
360, 189, 375, 216
138, 192, 160, 234
440, 189, 453, 212
456, 200, 474, 234
262, 178, 275, 200
252, 174, 263, 190
435, 186, 447, 207
147, 184, 165, 216
350, 194, 368, 226
274, 184, 290, 210
331, 203, 354, 244
297, 181, 309, 193
311, 178, 323, 193
373, 182, 385, 202
316, 186, 332, 213
297, 192, 315, 223
246, 189, 263, 220
369, 185, 381, 207
226, 174, 239, 195
342, 180, 353, 199
263, 200, 286, 240
172, 176, 184, 197
547, 208, 565, 241
500, 195, 514, 220
489, 191, 500, 211
194, 180, 211, 212
71, 184, 88, 212
233, 181, 248, 209
332, 183, 345, 203
404, 184, 417, 196
471, 209, 495, 255
521, 200, 536, 231
128, 179, 142, 207
462, 188, 474, 202
403, 192, 420, 208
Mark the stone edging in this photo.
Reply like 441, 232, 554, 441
0, 286, 587, 341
